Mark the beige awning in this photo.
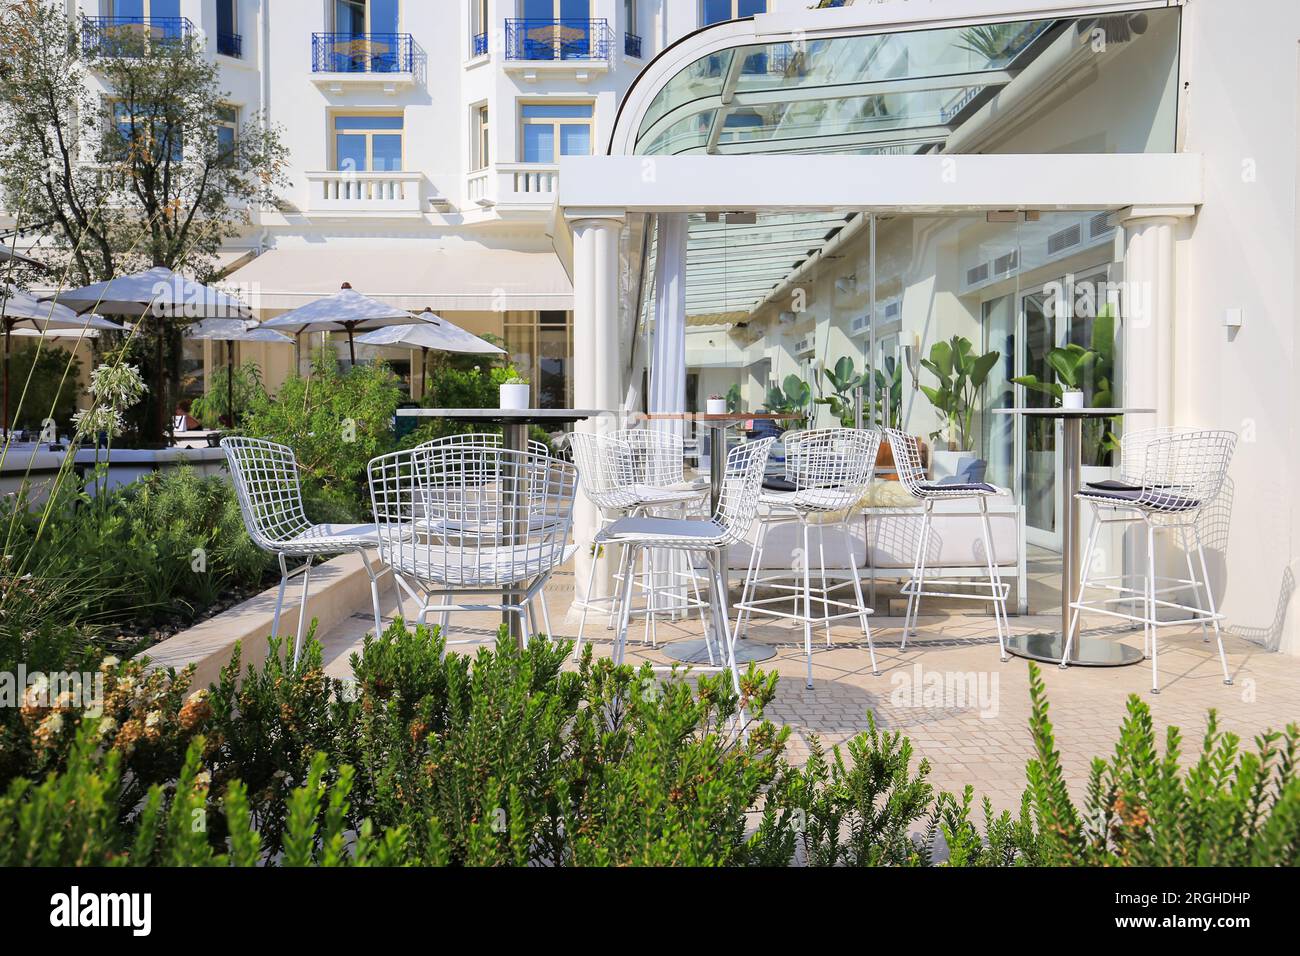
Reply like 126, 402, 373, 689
222, 242, 574, 313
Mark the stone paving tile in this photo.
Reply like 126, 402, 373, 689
315, 568, 1300, 814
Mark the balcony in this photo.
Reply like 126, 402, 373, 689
81, 16, 194, 56
310, 33, 415, 91
504, 19, 611, 80
217, 31, 242, 58
303, 171, 424, 217
466, 163, 559, 218
624, 32, 642, 58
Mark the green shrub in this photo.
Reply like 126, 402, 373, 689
190, 361, 266, 428
240, 361, 401, 519
1, 627, 1296, 867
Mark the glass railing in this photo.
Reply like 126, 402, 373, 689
82, 16, 194, 56
311, 32, 414, 73
504, 19, 612, 61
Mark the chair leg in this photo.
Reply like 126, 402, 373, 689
977, 497, 1008, 662
574, 539, 604, 660
732, 515, 767, 651
801, 521, 815, 690
360, 549, 383, 638
1060, 511, 1102, 669
844, 518, 879, 677
1181, 526, 1210, 643
707, 550, 742, 698
904, 503, 934, 647
292, 555, 314, 668
1147, 523, 1159, 693
537, 589, 553, 639
1193, 526, 1233, 685
817, 523, 835, 647
440, 588, 454, 642
613, 544, 638, 667
272, 553, 289, 641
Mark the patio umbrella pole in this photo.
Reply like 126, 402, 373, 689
347, 325, 357, 366
421, 346, 428, 397
3, 320, 10, 438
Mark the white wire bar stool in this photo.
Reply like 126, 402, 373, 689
569, 431, 709, 658
595, 438, 776, 694
733, 428, 881, 687
221, 437, 387, 666
883, 428, 1011, 662
368, 442, 578, 648
1063, 427, 1237, 692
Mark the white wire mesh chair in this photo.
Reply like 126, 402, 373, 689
220, 437, 387, 666
594, 438, 776, 694
368, 442, 578, 647
733, 428, 881, 687
1064, 426, 1237, 692
883, 428, 1011, 661
569, 430, 710, 658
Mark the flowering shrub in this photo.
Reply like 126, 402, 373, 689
1, 625, 1296, 867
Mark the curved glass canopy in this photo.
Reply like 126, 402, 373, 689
636, 18, 1054, 156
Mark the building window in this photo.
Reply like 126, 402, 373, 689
110, 100, 183, 163
216, 105, 238, 165
504, 310, 573, 408
523, 0, 590, 20
333, 0, 401, 34
333, 113, 404, 171
107, 0, 182, 17
624, 0, 641, 57
701, 0, 765, 27
215, 0, 241, 56
472, 104, 490, 170
519, 102, 592, 164
471, 0, 489, 56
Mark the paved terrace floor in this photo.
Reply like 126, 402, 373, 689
315, 566, 1297, 813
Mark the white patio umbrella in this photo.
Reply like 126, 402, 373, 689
259, 282, 421, 366
354, 307, 505, 388
0, 245, 46, 269
50, 266, 253, 438
0, 287, 124, 435
185, 319, 292, 425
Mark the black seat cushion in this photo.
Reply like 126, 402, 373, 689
762, 476, 799, 493
1079, 485, 1200, 511
917, 481, 997, 494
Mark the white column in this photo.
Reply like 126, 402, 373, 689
1119, 206, 1194, 428
568, 209, 626, 611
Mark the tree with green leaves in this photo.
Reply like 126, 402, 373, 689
0, 0, 289, 443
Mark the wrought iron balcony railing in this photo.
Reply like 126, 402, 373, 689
217, 31, 242, 58
472, 32, 488, 57
82, 16, 194, 56
504, 19, 612, 61
624, 32, 642, 58
311, 32, 414, 74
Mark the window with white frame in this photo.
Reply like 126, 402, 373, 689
332, 0, 400, 34
701, 0, 765, 27
107, 0, 182, 17
472, 104, 490, 170
216, 105, 238, 165
333, 113, 404, 171
519, 102, 592, 163
471, 0, 489, 56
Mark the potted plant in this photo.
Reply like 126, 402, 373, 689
706, 393, 728, 415
764, 374, 812, 427
816, 356, 871, 427
499, 373, 530, 410
919, 335, 1000, 479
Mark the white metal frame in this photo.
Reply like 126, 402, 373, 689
368, 442, 579, 647
596, 438, 776, 696
884, 428, 1011, 661
221, 436, 387, 665
733, 427, 881, 687
1063, 426, 1237, 693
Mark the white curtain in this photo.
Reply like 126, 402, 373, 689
648, 213, 688, 439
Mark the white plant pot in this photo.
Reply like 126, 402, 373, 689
706, 398, 728, 415
1062, 389, 1085, 410
930, 449, 970, 481
499, 383, 529, 410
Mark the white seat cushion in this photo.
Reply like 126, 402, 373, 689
597, 515, 724, 544
382, 543, 578, 587
283, 523, 379, 551
759, 487, 852, 511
